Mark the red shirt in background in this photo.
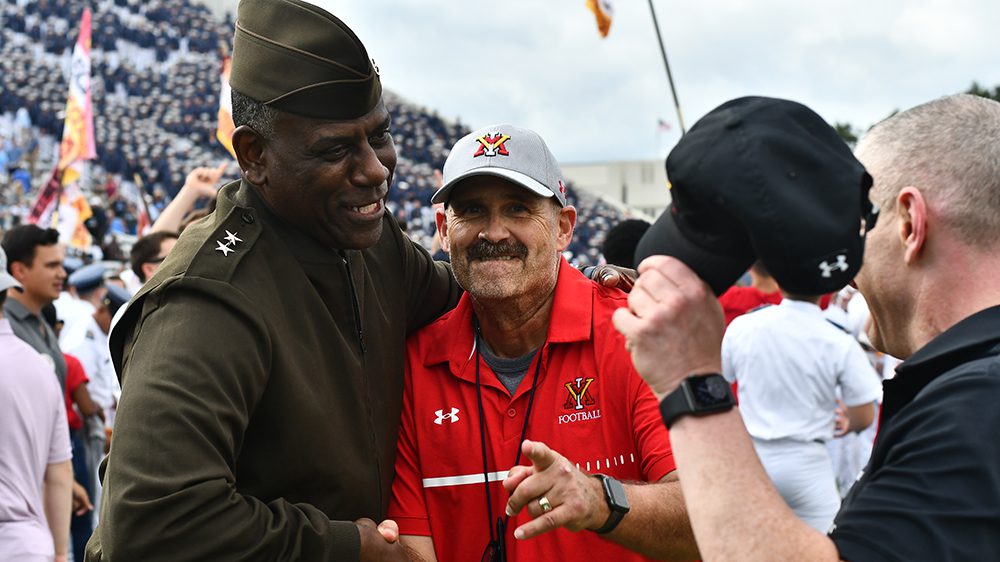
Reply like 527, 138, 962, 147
718, 286, 783, 327
63, 353, 89, 431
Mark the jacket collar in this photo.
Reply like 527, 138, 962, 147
234, 180, 351, 265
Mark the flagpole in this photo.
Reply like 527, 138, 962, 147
646, 0, 686, 135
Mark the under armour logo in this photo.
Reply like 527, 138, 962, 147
434, 407, 460, 425
818, 255, 849, 278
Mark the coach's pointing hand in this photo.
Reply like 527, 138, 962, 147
503, 440, 609, 540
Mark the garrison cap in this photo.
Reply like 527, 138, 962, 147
68, 263, 108, 294
230, 0, 382, 120
103, 284, 131, 317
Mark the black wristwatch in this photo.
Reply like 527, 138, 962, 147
592, 474, 630, 534
659, 373, 736, 429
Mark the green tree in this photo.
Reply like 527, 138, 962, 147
834, 122, 858, 147
966, 81, 1000, 102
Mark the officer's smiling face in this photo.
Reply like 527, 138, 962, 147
256, 102, 396, 250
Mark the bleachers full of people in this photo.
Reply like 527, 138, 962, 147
1, 0, 639, 268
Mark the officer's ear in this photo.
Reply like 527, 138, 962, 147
233, 125, 267, 186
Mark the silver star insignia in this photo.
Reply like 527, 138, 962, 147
215, 241, 234, 256
224, 230, 242, 245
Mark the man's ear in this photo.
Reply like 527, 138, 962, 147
232, 125, 267, 186
141, 262, 157, 282
435, 206, 450, 253
556, 205, 577, 251
896, 186, 927, 264
9, 261, 27, 282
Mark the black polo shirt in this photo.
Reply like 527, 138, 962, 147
830, 305, 1000, 561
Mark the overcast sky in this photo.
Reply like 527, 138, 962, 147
312, 0, 1000, 164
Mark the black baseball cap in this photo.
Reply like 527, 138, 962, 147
635, 96, 877, 296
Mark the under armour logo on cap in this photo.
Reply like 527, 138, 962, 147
818, 254, 849, 278
434, 407, 460, 425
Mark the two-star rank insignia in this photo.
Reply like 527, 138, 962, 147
215, 230, 242, 257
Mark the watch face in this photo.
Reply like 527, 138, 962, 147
693, 375, 732, 406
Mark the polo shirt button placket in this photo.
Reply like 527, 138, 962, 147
506, 408, 516, 418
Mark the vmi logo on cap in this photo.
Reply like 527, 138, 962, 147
474, 132, 511, 158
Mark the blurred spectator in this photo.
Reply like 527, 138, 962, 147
67, 285, 130, 523
601, 218, 650, 269
126, 231, 178, 292
722, 290, 882, 532
0, 249, 73, 562
718, 261, 783, 327
150, 163, 228, 234
1, 225, 68, 391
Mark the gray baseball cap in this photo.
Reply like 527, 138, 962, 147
432, 124, 568, 207
0, 246, 23, 293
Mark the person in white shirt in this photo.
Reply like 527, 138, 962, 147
722, 291, 882, 532
67, 284, 129, 518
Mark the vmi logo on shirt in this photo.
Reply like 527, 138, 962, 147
563, 377, 596, 411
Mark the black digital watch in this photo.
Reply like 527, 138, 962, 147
592, 474, 630, 535
659, 373, 736, 429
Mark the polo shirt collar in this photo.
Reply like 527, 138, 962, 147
424, 256, 594, 379
881, 304, 1000, 424
3, 297, 35, 321
779, 298, 822, 315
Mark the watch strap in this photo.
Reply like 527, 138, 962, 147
593, 474, 629, 535
659, 381, 695, 429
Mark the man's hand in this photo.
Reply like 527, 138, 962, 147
181, 162, 228, 199
357, 518, 409, 561
588, 265, 637, 292
71, 480, 93, 516
612, 256, 724, 399
833, 400, 850, 437
502, 440, 608, 540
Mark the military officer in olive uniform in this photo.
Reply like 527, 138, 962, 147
85, 1, 460, 560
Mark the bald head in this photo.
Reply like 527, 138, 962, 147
856, 94, 1000, 247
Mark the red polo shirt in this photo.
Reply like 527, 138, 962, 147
389, 258, 675, 562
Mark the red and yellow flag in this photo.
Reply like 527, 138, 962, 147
216, 56, 237, 159
58, 7, 96, 182
586, 0, 614, 38
31, 8, 95, 248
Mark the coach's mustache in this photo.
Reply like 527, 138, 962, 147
466, 239, 529, 261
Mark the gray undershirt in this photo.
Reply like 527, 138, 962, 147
476, 330, 538, 395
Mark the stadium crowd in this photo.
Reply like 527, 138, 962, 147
0, 0, 629, 267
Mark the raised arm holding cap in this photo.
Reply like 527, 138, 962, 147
614, 94, 1000, 560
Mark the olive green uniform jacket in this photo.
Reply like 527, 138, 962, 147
86, 181, 459, 561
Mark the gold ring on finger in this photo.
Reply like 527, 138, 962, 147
538, 495, 553, 513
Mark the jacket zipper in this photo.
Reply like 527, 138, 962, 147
341, 252, 367, 355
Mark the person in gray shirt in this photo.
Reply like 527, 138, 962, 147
2, 225, 68, 391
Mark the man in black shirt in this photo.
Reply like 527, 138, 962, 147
615, 93, 1000, 561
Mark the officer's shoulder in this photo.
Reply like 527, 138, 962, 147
159, 201, 264, 286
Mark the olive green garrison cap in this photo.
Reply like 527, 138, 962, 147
230, 0, 382, 120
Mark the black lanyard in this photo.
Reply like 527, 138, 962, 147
475, 332, 545, 556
